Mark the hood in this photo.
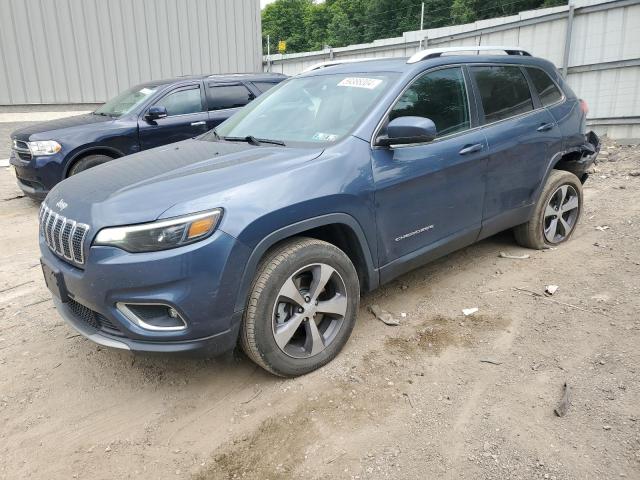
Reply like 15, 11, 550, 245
45, 139, 323, 231
11, 113, 113, 141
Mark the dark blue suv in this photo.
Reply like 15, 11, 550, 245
10, 73, 286, 199
39, 47, 599, 376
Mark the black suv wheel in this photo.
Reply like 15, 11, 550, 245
68, 154, 113, 176
240, 237, 360, 377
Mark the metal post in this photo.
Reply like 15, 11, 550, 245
266, 34, 271, 72
419, 2, 425, 49
562, 4, 575, 79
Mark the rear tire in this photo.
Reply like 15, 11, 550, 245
514, 170, 583, 249
68, 154, 113, 176
240, 237, 360, 377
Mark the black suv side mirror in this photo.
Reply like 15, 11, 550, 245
376, 116, 437, 147
145, 106, 168, 121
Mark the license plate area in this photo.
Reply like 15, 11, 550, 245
41, 260, 69, 302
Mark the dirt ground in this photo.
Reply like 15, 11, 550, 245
1, 140, 639, 480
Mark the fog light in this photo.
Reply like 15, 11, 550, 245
116, 303, 187, 331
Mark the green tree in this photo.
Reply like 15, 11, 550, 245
326, 0, 369, 47
451, 0, 476, 24
262, 0, 314, 54
261, 0, 568, 54
304, 2, 331, 51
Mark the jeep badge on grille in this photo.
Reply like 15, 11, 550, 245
56, 199, 68, 211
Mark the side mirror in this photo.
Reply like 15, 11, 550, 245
376, 116, 437, 146
145, 106, 168, 121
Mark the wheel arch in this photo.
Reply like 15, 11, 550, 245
534, 147, 590, 205
64, 146, 124, 177
234, 213, 378, 313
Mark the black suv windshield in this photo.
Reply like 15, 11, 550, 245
207, 73, 397, 146
95, 84, 159, 117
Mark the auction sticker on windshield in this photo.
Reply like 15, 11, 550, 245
338, 77, 383, 89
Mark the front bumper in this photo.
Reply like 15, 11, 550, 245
53, 296, 243, 355
40, 229, 251, 354
10, 149, 66, 199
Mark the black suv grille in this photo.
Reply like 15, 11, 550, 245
12, 139, 32, 162
67, 299, 123, 336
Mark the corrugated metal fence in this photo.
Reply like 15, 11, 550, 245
0, 0, 262, 105
265, 0, 640, 140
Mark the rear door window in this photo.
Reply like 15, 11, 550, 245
154, 86, 203, 116
471, 66, 534, 123
389, 66, 470, 137
525, 67, 563, 106
207, 84, 254, 111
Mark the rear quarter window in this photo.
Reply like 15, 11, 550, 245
525, 67, 563, 106
207, 84, 254, 111
471, 65, 534, 124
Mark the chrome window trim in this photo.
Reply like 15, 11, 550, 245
468, 63, 567, 122
370, 64, 474, 149
148, 84, 206, 118
371, 62, 568, 149
522, 64, 566, 109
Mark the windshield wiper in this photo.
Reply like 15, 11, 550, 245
223, 135, 286, 147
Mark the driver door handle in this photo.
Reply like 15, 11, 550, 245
458, 143, 483, 155
537, 122, 554, 132
191, 121, 206, 126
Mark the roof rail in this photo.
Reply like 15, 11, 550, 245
302, 57, 388, 73
407, 46, 532, 64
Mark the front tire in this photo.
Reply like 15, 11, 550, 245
68, 154, 113, 176
514, 170, 583, 249
240, 237, 360, 377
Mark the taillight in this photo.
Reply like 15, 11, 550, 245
579, 99, 589, 115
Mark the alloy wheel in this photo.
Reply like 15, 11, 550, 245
543, 184, 580, 243
272, 263, 348, 359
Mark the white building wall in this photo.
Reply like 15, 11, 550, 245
0, 0, 263, 105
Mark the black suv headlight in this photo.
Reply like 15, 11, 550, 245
93, 209, 222, 253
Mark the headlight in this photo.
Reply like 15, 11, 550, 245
28, 140, 62, 155
93, 209, 222, 253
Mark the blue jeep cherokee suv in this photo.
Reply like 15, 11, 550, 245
10, 72, 286, 199
39, 47, 599, 376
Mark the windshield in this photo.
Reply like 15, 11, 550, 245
207, 72, 397, 146
95, 84, 159, 117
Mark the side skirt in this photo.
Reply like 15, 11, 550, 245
477, 204, 534, 242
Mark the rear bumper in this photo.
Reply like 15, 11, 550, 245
557, 130, 601, 182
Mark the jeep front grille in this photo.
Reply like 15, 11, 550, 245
39, 204, 90, 265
